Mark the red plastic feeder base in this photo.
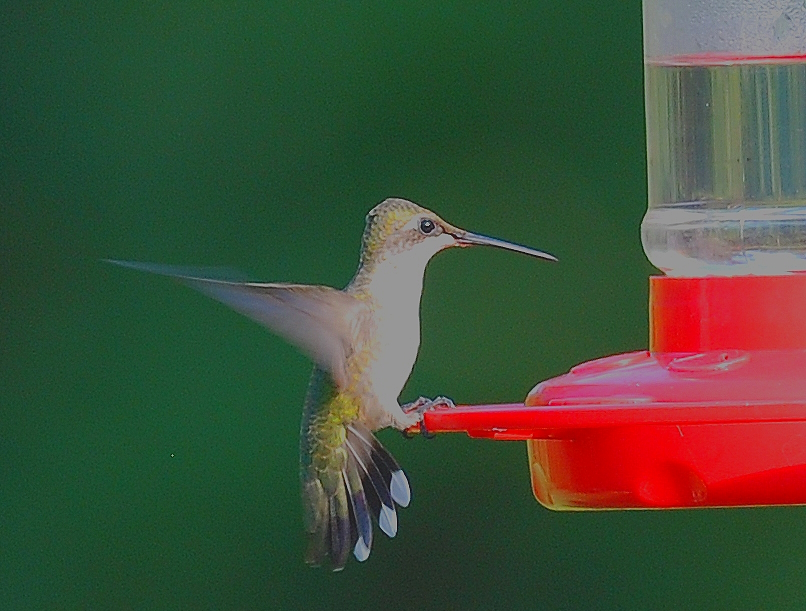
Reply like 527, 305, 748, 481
424, 275, 806, 510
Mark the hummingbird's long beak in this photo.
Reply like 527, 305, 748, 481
451, 230, 557, 262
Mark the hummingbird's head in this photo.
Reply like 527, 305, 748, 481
359, 198, 557, 270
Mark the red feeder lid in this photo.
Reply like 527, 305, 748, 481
423, 275, 806, 509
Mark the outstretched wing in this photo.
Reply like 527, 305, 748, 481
108, 260, 365, 389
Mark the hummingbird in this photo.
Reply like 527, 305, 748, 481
109, 197, 555, 570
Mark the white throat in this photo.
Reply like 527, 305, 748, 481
367, 256, 426, 310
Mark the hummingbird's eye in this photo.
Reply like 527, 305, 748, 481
419, 218, 437, 235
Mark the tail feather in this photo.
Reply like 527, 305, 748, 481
303, 466, 352, 570
348, 423, 411, 507
302, 472, 328, 567
342, 465, 372, 562
344, 433, 397, 537
329, 481, 351, 571
301, 423, 410, 569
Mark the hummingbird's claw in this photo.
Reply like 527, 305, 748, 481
418, 418, 435, 440
400, 396, 455, 439
401, 396, 430, 415
400, 421, 433, 439
428, 396, 455, 410
400, 417, 435, 439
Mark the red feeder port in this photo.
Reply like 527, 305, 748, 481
424, 274, 806, 510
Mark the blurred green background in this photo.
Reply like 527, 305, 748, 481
3, 2, 805, 610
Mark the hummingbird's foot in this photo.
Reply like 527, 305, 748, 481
401, 396, 430, 415
400, 396, 455, 439
401, 395, 455, 415
425, 396, 455, 411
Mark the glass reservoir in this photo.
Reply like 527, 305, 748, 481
642, 2, 806, 275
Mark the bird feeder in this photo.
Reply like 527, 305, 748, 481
425, 0, 806, 509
